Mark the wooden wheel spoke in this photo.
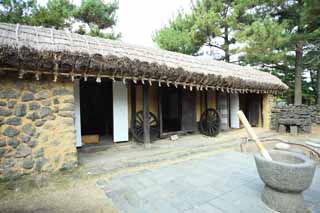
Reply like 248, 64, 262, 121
131, 111, 159, 143
199, 108, 220, 137
136, 113, 143, 123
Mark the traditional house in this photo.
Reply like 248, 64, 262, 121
0, 23, 287, 178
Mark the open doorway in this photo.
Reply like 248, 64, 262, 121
161, 87, 182, 133
239, 94, 262, 127
80, 79, 113, 145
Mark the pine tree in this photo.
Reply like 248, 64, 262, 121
0, 0, 36, 24
153, 0, 253, 62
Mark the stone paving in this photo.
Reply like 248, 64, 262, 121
98, 152, 320, 213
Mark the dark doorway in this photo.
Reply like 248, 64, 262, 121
239, 94, 262, 127
161, 87, 182, 132
80, 79, 113, 137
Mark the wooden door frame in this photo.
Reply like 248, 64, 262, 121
158, 86, 196, 138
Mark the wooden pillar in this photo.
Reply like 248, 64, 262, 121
143, 84, 150, 144
204, 90, 208, 124
158, 87, 163, 137
131, 81, 136, 128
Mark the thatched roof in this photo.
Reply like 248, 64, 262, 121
0, 23, 288, 94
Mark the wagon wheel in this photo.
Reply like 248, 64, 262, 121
131, 111, 159, 143
199, 108, 221, 137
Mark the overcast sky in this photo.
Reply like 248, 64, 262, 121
39, 0, 191, 47
115, 0, 191, 47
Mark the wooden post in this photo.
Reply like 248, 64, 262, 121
158, 87, 163, 137
204, 90, 208, 126
237, 111, 272, 161
131, 81, 136, 128
143, 84, 150, 144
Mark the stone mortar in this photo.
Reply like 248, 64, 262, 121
254, 150, 316, 213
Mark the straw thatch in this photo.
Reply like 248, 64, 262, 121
0, 23, 288, 94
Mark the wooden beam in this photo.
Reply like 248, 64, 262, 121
204, 90, 208, 125
158, 87, 163, 137
131, 81, 136, 128
143, 84, 150, 144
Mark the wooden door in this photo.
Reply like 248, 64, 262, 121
248, 94, 261, 126
113, 81, 129, 142
181, 89, 197, 132
230, 93, 240, 128
216, 92, 229, 130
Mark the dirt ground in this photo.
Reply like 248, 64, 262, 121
0, 127, 319, 213
0, 170, 117, 213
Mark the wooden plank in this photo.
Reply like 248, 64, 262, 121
181, 89, 197, 132
143, 84, 150, 144
216, 92, 229, 130
248, 94, 261, 127
230, 93, 240, 128
74, 79, 82, 147
113, 81, 129, 142
204, 90, 208, 125
131, 81, 136, 127
158, 86, 163, 136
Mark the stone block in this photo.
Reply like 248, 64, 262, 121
0, 88, 19, 99
26, 112, 40, 121
35, 158, 46, 171
63, 96, 74, 104
15, 144, 32, 158
0, 137, 6, 147
21, 91, 34, 102
0, 148, 5, 157
290, 126, 298, 135
0, 101, 6, 106
58, 111, 74, 118
53, 88, 72, 96
3, 126, 19, 137
6, 117, 21, 126
7, 138, 19, 148
22, 157, 33, 169
0, 117, 4, 126
27, 140, 37, 148
34, 148, 44, 158
35, 119, 46, 127
39, 107, 52, 118
19, 134, 30, 143
15, 104, 26, 116
60, 104, 74, 111
278, 124, 287, 133
303, 125, 312, 133
35, 91, 49, 100
41, 100, 51, 106
29, 102, 40, 110
7, 100, 16, 108
0, 107, 12, 116
22, 124, 35, 136
53, 98, 59, 105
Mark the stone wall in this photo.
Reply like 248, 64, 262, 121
309, 105, 320, 125
270, 105, 314, 133
0, 76, 78, 178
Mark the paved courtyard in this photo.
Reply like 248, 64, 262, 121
98, 152, 320, 213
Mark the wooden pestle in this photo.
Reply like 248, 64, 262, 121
237, 111, 272, 161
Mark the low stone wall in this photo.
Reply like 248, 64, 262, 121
0, 76, 78, 178
270, 105, 320, 133
309, 105, 320, 125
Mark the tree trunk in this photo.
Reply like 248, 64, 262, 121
317, 69, 320, 105
294, 42, 303, 105
224, 26, 230, 63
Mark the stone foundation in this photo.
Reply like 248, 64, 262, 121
309, 105, 320, 125
271, 105, 313, 134
0, 76, 78, 178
